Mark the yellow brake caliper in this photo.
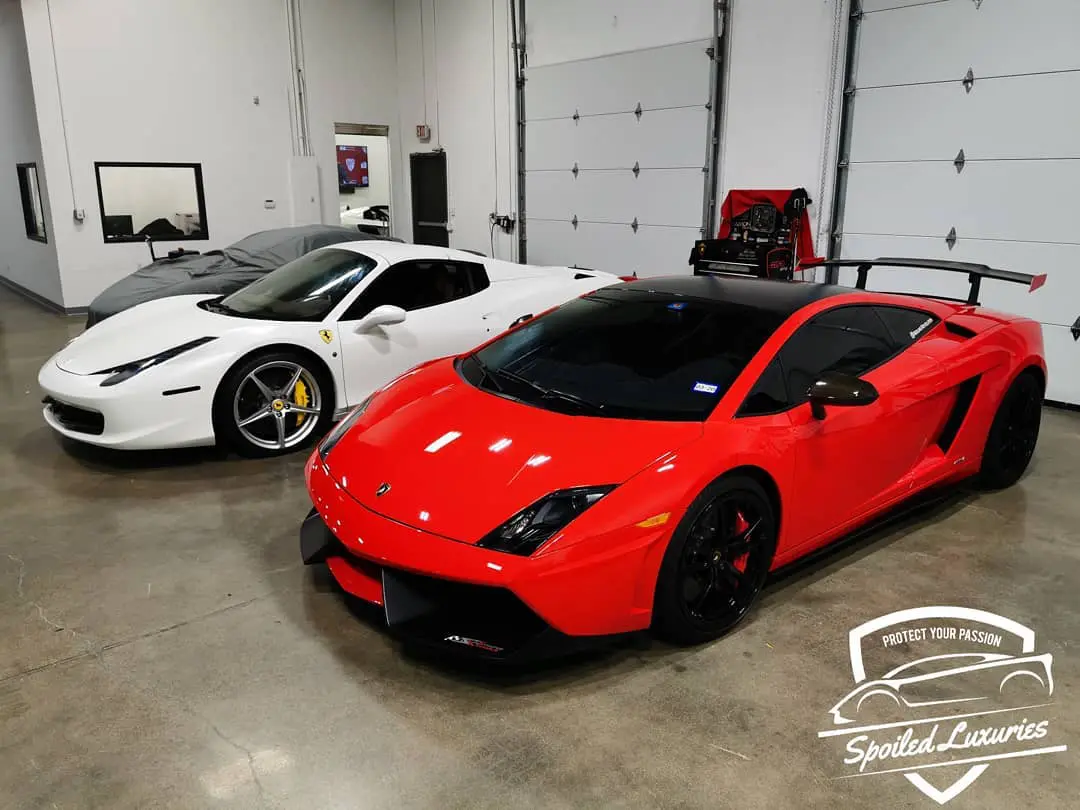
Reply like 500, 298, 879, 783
293, 379, 310, 425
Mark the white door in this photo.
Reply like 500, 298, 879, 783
523, 37, 716, 277
335, 259, 494, 404
835, 0, 1080, 404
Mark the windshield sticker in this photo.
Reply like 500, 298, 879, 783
667, 302, 687, 311
319, 329, 334, 344
693, 382, 719, 394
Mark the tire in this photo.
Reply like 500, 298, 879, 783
652, 474, 778, 646
977, 370, 1042, 490
213, 349, 335, 458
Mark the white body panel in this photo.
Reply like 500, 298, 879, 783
38, 241, 620, 450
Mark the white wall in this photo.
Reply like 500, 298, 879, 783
19, 0, 298, 308
394, 0, 516, 259
0, 0, 60, 304
336, 134, 391, 211
297, 0, 402, 235
18, 0, 399, 309
11, 0, 845, 306
719, 0, 848, 258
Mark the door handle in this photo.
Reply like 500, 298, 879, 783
415, 221, 448, 228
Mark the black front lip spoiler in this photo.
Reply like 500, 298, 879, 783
300, 507, 335, 565
299, 507, 630, 664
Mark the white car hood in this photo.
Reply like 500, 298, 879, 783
55, 295, 229, 375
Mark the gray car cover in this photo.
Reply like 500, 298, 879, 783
86, 225, 396, 326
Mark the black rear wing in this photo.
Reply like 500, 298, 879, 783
802, 257, 1047, 305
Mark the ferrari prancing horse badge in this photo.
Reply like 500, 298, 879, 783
319, 329, 333, 344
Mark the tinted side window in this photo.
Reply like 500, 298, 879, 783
464, 262, 490, 292
739, 357, 789, 416
343, 260, 477, 319
736, 305, 936, 416
780, 306, 895, 403
874, 305, 939, 349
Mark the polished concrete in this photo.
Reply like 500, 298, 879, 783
1, 285, 1078, 809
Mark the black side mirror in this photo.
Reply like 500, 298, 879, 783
807, 372, 879, 419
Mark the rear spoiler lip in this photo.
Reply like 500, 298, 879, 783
802, 257, 1047, 304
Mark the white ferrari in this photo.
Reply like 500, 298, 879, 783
39, 241, 623, 456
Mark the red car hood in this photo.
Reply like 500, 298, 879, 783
326, 362, 702, 543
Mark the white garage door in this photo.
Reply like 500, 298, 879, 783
523, 39, 715, 277
835, 0, 1080, 404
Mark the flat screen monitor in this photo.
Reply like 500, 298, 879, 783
337, 145, 369, 189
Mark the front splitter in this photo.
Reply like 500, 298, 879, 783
299, 507, 630, 664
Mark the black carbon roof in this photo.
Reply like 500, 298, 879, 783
603, 275, 855, 318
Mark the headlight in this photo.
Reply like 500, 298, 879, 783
95, 336, 217, 386
478, 485, 616, 556
318, 396, 372, 459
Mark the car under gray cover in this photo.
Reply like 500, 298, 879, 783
86, 225, 396, 326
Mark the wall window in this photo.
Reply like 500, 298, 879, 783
16, 163, 47, 243
94, 162, 208, 243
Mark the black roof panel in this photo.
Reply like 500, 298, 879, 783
596, 275, 855, 318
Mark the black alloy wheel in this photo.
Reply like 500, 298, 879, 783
653, 475, 777, 645
978, 370, 1042, 489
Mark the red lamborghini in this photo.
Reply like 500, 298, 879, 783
300, 258, 1048, 659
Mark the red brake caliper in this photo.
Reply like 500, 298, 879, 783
732, 510, 750, 572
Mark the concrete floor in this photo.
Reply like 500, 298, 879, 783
1, 285, 1078, 810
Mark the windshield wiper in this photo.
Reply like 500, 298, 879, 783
489, 367, 605, 414
470, 356, 505, 393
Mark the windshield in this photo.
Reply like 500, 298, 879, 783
217, 248, 377, 321
461, 289, 784, 421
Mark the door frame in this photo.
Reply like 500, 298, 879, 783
334, 122, 394, 239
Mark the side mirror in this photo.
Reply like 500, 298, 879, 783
807, 372, 879, 419
354, 304, 406, 333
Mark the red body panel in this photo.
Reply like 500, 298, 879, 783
310, 286, 1047, 638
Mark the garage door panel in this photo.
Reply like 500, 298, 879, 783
1042, 325, 1080, 405
842, 161, 1080, 244
526, 168, 703, 227
839, 233, 1080, 328
526, 219, 698, 278
857, 0, 1080, 88
526, 106, 708, 171
860, 0, 939, 12
849, 72, 1080, 163
524, 119, 577, 172
525, 39, 711, 121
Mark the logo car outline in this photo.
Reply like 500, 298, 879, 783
828, 652, 1054, 725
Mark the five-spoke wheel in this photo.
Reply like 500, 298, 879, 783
214, 351, 334, 457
